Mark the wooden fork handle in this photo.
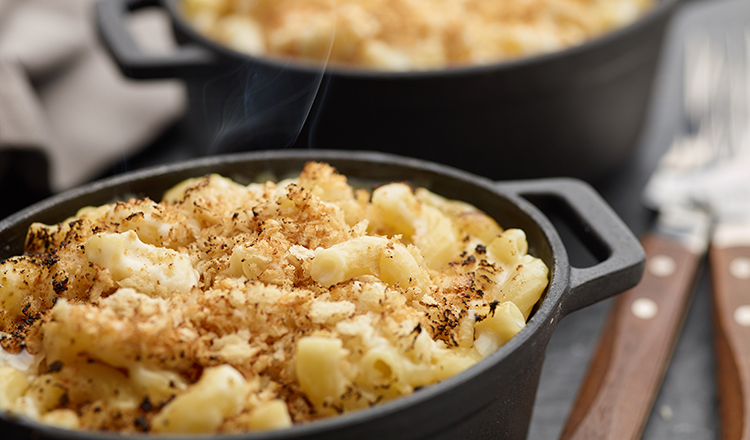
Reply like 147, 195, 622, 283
559, 233, 703, 440
710, 239, 750, 440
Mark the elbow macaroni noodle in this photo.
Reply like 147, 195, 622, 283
0, 162, 548, 434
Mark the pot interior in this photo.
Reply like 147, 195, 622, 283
163, 0, 678, 78
0, 150, 561, 439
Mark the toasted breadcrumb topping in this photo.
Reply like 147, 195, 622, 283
0, 162, 548, 434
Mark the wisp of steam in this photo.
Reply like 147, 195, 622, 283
205, 2, 339, 156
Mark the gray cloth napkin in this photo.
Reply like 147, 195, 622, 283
0, 0, 186, 192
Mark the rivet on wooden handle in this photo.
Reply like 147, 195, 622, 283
710, 246, 750, 440
559, 233, 702, 440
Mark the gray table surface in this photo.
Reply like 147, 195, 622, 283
528, 0, 750, 438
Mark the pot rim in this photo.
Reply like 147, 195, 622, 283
0, 150, 570, 439
162, 0, 681, 79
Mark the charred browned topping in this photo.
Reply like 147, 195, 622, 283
0, 162, 547, 434
48, 360, 64, 373
488, 300, 501, 316
139, 397, 153, 411
134, 416, 150, 432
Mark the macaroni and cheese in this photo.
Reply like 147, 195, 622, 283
181, 0, 654, 70
0, 162, 548, 433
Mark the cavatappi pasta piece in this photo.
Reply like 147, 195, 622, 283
487, 228, 528, 265
371, 183, 459, 269
370, 183, 419, 238
310, 236, 431, 294
428, 345, 481, 383
500, 255, 550, 320
228, 243, 273, 280
415, 187, 504, 244
40, 409, 80, 429
473, 301, 526, 357
380, 335, 476, 385
248, 399, 293, 431
129, 365, 187, 405
357, 342, 475, 394
310, 236, 382, 285
152, 365, 250, 433
26, 374, 71, 414
0, 161, 549, 435
413, 203, 460, 269
0, 366, 29, 408
85, 231, 199, 297
295, 336, 347, 409
61, 362, 140, 411
472, 228, 549, 314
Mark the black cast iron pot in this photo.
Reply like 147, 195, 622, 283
0, 151, 644, 439
96, 0, 682, 183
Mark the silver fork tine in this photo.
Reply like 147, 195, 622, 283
739, 26, 750, 156
746, 26, 750, 155
659, 33, 721, 172
684, 32, 712, 137
720, 25, 750, 161
644, 28, 748, 210
726, 29, 744, 160
707, 33, 729, 165
693, 25, 750, 219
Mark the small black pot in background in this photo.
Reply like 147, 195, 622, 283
0, 151, 644, 440
96, 0, 684, 184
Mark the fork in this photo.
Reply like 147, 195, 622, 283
559, 25, 750, 440
645, 24, 750, 440
703, 25, 750, 440
649, 22, 750, 440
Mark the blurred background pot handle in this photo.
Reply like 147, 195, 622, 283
498, 179, 646, 316
96, 0, 217, 79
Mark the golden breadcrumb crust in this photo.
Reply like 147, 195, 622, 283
0, 162, 546, 434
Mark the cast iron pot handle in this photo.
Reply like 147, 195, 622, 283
496, 178, 645, 317
96, 0, 216, 79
